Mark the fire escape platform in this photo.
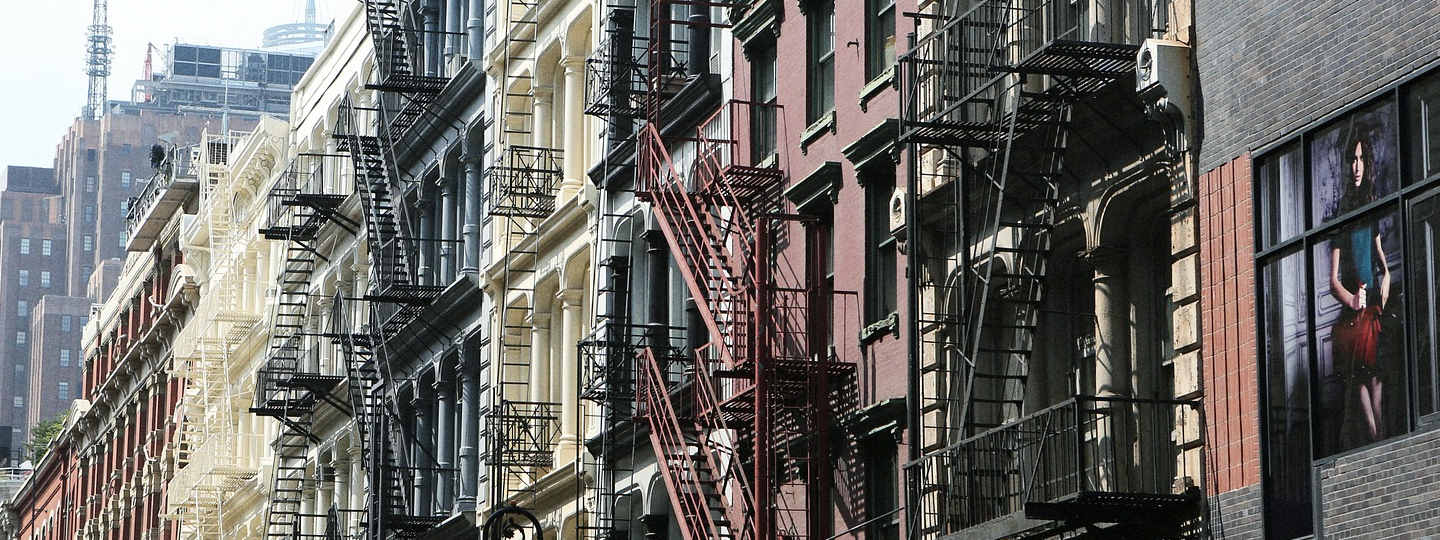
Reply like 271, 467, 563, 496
127, 175, 199, 252
1004, 40, 1140, 80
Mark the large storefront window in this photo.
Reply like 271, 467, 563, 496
1259, 71, 1440, 538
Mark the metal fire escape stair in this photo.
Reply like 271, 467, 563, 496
898, 0, 1142, 537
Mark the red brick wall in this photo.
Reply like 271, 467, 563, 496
1199, 153, 1261, 496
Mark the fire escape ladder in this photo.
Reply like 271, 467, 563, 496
481, 0, 564, 518
577, 210, 650, 540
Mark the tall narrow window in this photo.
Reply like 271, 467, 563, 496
58, 382, 69, 401
866, 176, 898, 323
16, 331, 26, 346
751, 44, 778, 162
85, 205, 95, 223
16, 301, 27, 318
806, 0, 835, 123
18, 270, 29, 287
62, 315, 73, 332
40, 271, 51, 288
41, 239, 52, 256
60, 349, 71, 367
83, 235, 94, 252
864, 441, 900, 540
121, 171, 132, 189
86, 177, 96, 193
866, 0, 896, 80
19, 238, 29, 255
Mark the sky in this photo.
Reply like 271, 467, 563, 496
0, 0, 352, 169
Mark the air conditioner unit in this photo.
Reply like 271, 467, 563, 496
1136, 38, 1190, 99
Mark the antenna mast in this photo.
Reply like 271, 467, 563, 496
84, 0, 114, 120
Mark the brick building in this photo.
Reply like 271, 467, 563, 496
24, 296, 93, 432
0, 167, 69, 465
1198, 0, 1440, 537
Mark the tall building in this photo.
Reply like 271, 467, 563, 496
24, 296, 91, 431
0, 167, 69, 465
0, 37, 316, 463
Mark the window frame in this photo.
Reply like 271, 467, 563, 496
865, 0, 897, 81
1254, 70, 1440, 540
805, 0, 836, 124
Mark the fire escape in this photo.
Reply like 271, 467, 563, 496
166, 135, 264, 540
575, 6, 675, 540
899, 1, 1200, 538
327, 0, 460, 537
630, 1, 853, 538
254, 152, 354, 540
478, 0, 563, 520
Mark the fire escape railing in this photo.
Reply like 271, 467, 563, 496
912, 396, 1202, 533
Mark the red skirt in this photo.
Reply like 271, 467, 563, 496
1333, 306, 1381, 375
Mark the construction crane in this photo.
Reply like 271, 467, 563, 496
139, 43, 160, 103
84, 0, 113, 120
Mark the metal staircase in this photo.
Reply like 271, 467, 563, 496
636, 99, 850, 540
254, 153, 352, 540
898, 0, 1143, 537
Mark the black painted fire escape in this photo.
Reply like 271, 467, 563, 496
899, 1, 1198, 539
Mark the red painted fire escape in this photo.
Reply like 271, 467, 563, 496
634, 3, 850, 536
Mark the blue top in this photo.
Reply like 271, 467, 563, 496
1346, 224, 1374, 290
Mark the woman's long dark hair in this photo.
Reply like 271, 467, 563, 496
1338, 129, 1375, 215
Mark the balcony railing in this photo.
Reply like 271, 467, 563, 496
909, 395, 1201, 538
125, 152, 199, 253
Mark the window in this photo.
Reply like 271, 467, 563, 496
80, 316, 88, 327
86, 149, 96, 162
864, 441, 900, 540
40, 271, 50, 288
86, 176, 96, 193
82, 266, 93, 281
18, 238, 29, 255
83, 235, 93, 252
118, 231, 126, 248
806, 0, 835, 123
865, 177, 898, 324
15, 332, 25, 346
58, 383, 69, 401
60, 349, 71, 367
85, 205, 95, 223
13, 364, 22, 375
61, 315, 72, 332
751, 43, 778, 162
865, 0, 896, 80
41, 239, 52, 256
16, 301, 27, 318
18, 270, 28, 287
121, 171, 132, 188
12, 396, 20, 408
120, 200, 128, 213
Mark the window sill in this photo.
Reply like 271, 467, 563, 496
860, 312, 899, 344
801, 111, 837, 153
859, 66, 896, 113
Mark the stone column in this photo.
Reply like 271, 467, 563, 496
462, 152, 483, 275
445, 0, 463, 67
530, 312, 553, 403
456, 338, 481, 511
467, 0, 485, 61
557, 289, 583, 461
439, 175, 457, 283
412, 388, 433, 515
560, 58, 587, 199
1083, 246, 1129, 397
418, 196, 436, 287
533, 87, 554, 150
423, 0, 441, 76
317, 295, 335, 373
348, 446, 365, 528
435, 364, 456, 512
